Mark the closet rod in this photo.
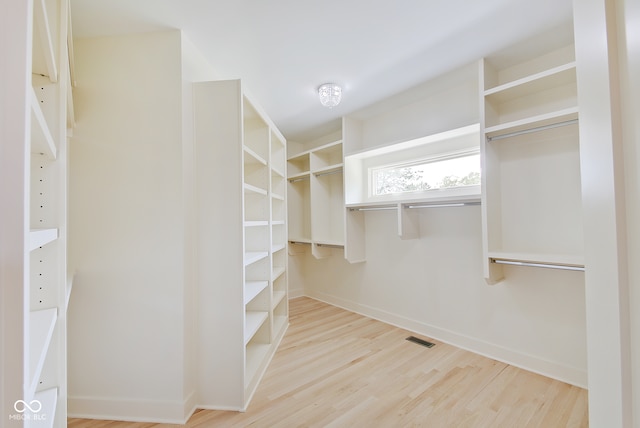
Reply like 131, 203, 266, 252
316, 243, 344, 249
349, 206, 397, 212
288, 175, 310, 183
405, 201, 480, 209
487, 118, 578, 142
491, 259, 585, 272
315, 168, 343, 178
289, 240, 310, 245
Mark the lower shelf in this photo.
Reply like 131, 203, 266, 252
244, 311, 268, 344
28, 309, 57, 399
30, 387, 57, 428
245, 342, 271, 388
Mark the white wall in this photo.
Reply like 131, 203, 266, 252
68, 30, 188, 422
619, 0, 640, 423
297, 61, 588, 387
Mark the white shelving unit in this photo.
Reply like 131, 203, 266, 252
287, 138, 344, 259
1, 1, 73, 427
193, 79, 288, 411
480, 44, 584, 283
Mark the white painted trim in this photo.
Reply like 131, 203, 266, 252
288, 287, 305, 299
68, 394, 194, 424
304, 290, 587, 388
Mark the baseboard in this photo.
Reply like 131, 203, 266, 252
69, 391, 197, 424
304, 290, 588, 388
288, 287, 305, 299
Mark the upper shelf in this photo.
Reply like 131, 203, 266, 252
30, 88, 57, 158
484, 62, 576, 102
32, 0, 58, 82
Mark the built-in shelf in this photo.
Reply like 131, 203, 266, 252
30, 88, 57, 158
32, 387, 58, 428
29, 228, 58, 251
484, 62, 576, 101
244, 311, 269, 344
28, 308, 57, 400
273, 290, 286, 307
272, 266, 286, 281
32, 0, 58, 81
244, 281, 269, 305
484, 107, 579, 139
244, 251, 269, 266
244, 183, 268, 196
244, 145, 267, 166
244, 220, 268, 227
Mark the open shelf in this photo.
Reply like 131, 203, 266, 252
32, 387, 58, 428
244, 251, 269, 266
244, 281, 269, 305
244, 311, 269, 344
30, 88, 57, 158
32, 0, 58, 81
29, 228, 58, 251
28, 308, 57, 399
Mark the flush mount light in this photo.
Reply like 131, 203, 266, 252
318, 83, 342, 108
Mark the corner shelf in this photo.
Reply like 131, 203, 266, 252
29, 228, 58, 251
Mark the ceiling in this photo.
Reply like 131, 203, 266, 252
70, 0, 575, 142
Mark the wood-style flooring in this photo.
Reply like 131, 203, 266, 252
68, 296, 588, 427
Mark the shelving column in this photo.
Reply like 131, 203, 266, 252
480, 44, 583, 284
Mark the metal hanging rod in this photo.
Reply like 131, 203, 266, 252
405, 201, 481, 209
314, 168, 343, 178
349, 206, 398, 212
316, 243, 344, 249
487, 118, 578, 142
288, 240, 310, 245
491, 258, 585, 272
288, 175, 310, 183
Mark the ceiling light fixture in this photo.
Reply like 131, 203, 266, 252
318, 83, 342, 108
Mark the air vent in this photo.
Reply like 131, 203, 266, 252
406, 336, 435, 348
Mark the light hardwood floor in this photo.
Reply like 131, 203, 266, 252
68, 297, 588, 427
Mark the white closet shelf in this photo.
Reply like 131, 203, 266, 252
272, 266, 286, 281
313, 164, 343, 176
28, 308, 57, 400
314, 239, 344, 247
271, 244, 286, 253
32, 387, 58, 428
243, 145, 267, 166
30, 88, 57, 158
244, 281, 268, 305
287, 171, 310, 181
485, 108, 579, 139
245, 342, 271, 387
484, 62, 576, 102
30, 228, 58, 251
66, 272, 74, 312
271, 220, 285, 226
271, 165, 285, 178
244, 311, 268, 344
32, 0, 58, 81
244, 251, 268, 266
244, 183, 268, 196
271, 192, 285, 201
273, 290, 286, 308
244, 220, 268, 227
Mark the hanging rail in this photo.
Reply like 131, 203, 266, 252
405, 201, 480, 209
314, 168, 343, 178
491, 258, 585, 272
348, 206, 398, 212
316, 243, 344, 249
487, 118, 578, 142
288, 175, 310, 183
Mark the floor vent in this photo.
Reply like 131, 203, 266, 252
406, 336, 435, 348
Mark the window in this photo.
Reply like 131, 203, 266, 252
344, 124, 481, 205
371, 150, 481, 196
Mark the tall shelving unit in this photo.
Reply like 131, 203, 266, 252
193, 79, 288, 411
1, 0, 73, 427
287, 139, 344, 259
480, 44, 584, 284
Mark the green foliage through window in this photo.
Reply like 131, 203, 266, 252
372, 153, 480, 196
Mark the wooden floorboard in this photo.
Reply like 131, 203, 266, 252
68, 297, 588, 427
